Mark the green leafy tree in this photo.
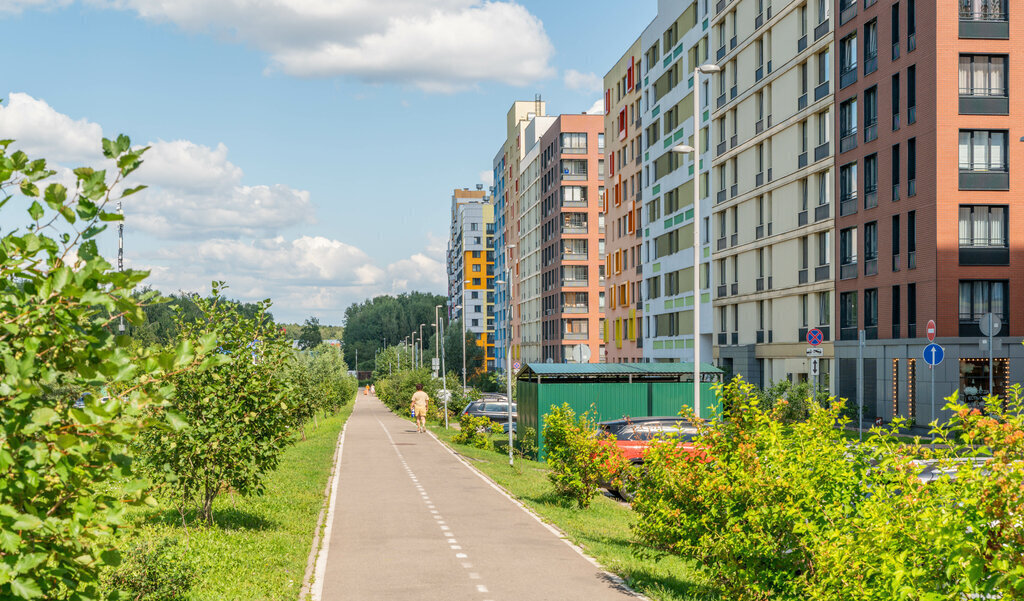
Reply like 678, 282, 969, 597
542, 404, 617, 509
0, 134, 216, 599
138, 283, 296, 524
341, 292, 446, 372
443, 319, 485, 379
297, 316, 323, 350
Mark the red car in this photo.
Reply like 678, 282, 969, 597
597, 417, 706, 500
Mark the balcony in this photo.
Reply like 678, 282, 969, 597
908, 250, 916, 269
717, 284, 728, 298
959, 4, 1009, 39
717, 332, 727, 345
864, 53, 878, 75
840, 131, 858, 153
562, 279, 588, 288
840, 194, 858, 217
892, 254, 900, 271
731, 283, 739, 295
840, 326, 858, 341
717, 237, 727, 251
800, 326, 830, 342
731, 233, 738, 247
561, 146, 588, 155
959, 244, 1010, 265
731, 184, 738, 198
561, 199, 588, 208
959, 313, 1010, 337
863, 186, 877, 209
562, 253, 588, 261
799, 269, 808, 284
814, 142, 830, 162
959, 92, 1010, 115
840, 66, 858, 90
798, 152, 808, 168
864, 257, 878, 276
798, 210, 809, 226
564, 332, 589, 341
840, 262, 858, 280
815, 203, 830, 221
562, 305, 588, 314
814, 81, 830, 102
814, 19, 830, 41
959, 167, 1010, 191
717, 189, 727, 204
839, 1, 857, 25
798, 35, 808, 52
756, 172, 764, 187
864, 122, 877, 143
561, 225, 589, 235
798, 94, 808, 110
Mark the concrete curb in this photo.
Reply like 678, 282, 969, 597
424, 427, 652, 601
298, 401, 354, 601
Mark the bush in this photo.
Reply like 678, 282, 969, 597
0, 134, 217, 599
138, 284, 297, 524
542, 404, 617, 509
452, 413, 501, 449
101, 536, 196, 600
630, 376, 1024, 600
515, 426, 539, 459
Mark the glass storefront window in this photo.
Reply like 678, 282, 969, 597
958, 357, 1008, 408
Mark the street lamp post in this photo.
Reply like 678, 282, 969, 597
671, 63, 720, 420
461, 279, 470, 390
418, 324, 425, 368
495, 243, 516, 466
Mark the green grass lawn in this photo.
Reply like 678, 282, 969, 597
124, 403, 353, 601
427, 422, 721, 601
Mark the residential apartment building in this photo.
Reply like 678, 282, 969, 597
446, 187, 496, 372
538, 114, 607, 363
710, 0, 836, 387
640, 0, 714, 365
603, 38, 646, 363
518, 115, 558, 364
833, 0, 1024, 424
493, 99, 547, 372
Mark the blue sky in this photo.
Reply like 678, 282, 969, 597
0, 0, 654, 324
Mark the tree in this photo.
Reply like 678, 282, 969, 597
138, 283, 296, 524
298, 316, 323, 350
443, 319, 485, 380
0, 134, 217, 599
341, 292, 446, 372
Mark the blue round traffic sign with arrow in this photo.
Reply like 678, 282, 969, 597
923, 343, 944, 366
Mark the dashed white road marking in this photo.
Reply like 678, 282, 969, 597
376, 418, 494, 598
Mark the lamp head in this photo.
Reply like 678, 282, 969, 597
671, 144, 696, 154
697, 64, 722, 74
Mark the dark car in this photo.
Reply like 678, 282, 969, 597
461, 400, 518, 428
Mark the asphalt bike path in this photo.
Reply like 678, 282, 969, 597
318, 393, 640, 601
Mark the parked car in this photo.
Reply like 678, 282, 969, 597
461, 401, 518, 426
597, 417, 706, 501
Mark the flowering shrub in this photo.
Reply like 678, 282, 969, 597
542, 404, 618, 509
631, 377, 1024, 600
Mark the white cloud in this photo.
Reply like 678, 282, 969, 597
95, 0, 555, 92
478, 170, 493, 188
563, 69, 602, 94
0, 92, 104, 163
0, 0, 71, 13
583, 98, 604, 115
0, 93, 314, 239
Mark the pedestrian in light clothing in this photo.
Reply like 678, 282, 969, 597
410, 384, 429, 433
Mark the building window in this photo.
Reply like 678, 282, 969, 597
959, 205, 1008, 248
892, 214, 901, 270
840, 227, 858, 279
891, 3, 900, 59
818, 49, 830, 85
958, 280, 1009, 336
560, 132, 588, 153
864, 288, 878, 337
819, 291, 831, 326
840, 97, 858, 149
840, 162, 858, 214
864, 153, 878, 208
959, 0, 1008, 22
959, 55, 1008, 97
598, 133, 605, 151
959, 130, 1008, 172
840, 33, 858, 87
818, 231, 830, 266
863, 86, 878, 142
892, 144, 901, 200
840, 291, 858, 339
561, 159, 588, 179
864, 221, 878, 277
907, 282, 916, 337
864, 20, 878, 74
891, 74, 900, 130
907, 65, 916, 122
561, 186, 587, 206
908, 210, 917, 269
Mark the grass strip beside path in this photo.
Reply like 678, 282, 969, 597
427, 423, 720, 601
129, 404, 354, 601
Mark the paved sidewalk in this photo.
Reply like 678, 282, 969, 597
319, 393, 639, 601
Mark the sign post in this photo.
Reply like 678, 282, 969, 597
923, 342, 945, 423
979, 313, 1001, 402
807, 328, 824, 404
857, 329, 865, 442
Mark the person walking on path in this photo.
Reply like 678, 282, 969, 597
410, 384, 429, 433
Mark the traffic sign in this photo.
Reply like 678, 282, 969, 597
923, 343, 944, 366
807, 328, 824, 346
810, 357, 820, 376
512, 361, 521, 371
979, 313, 1002, 337
926, 320, 936, 341
806, 347, 824, 357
